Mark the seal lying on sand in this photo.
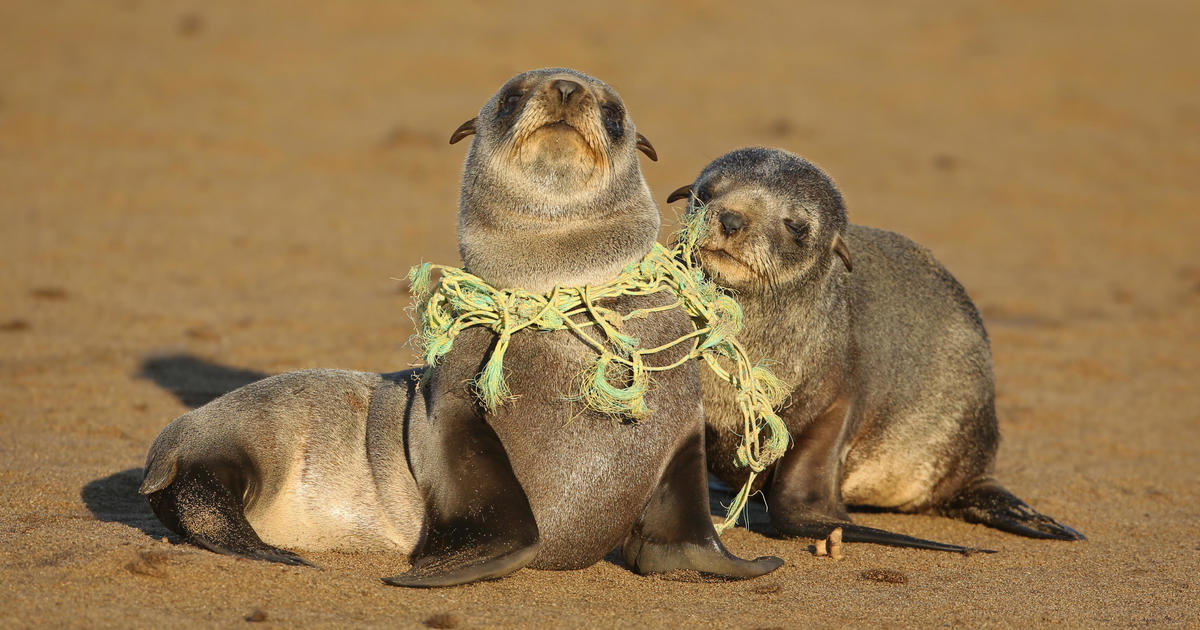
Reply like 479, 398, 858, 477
140, 368, 425, 564
406, 67, 781, 583
667, 147, 1083, 550
140, 367, 543, 585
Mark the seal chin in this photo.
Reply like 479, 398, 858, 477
523, 124, 588, 156
529, 120, 589, 157
507, 121, 607, 192
539, 119, 605, 164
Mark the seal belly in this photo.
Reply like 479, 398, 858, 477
840, 453, 940, 511
240, 370, 424, 553
245, 442, 410, 552
477, 294, 699, 569
839, 404, 967, 511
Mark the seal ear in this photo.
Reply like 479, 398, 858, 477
449, 118, 477, 145
833, 234, 853, 272
636, 133, 658, 161
666, 185, 692, 204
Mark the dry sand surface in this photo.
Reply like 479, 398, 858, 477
2, 1, 1198, 628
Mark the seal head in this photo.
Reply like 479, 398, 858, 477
451, 68, 660, 293
669, 147, 852, 296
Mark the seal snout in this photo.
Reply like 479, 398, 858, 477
536, 76, 593, 129
718, 210, 747, 236
550, 78, 582, 104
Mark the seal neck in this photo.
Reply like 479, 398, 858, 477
458, 198, 659, 294
457, 156, 660, 293
737, 266, 850, 390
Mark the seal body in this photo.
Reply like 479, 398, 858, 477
142, 371, 400, 555
670, 147, 1083, 548
387, 68, 782, 583
142, 367, 540, 584
142, 369, 423, 554
432, 291, 704, 568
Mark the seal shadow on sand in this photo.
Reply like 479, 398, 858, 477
706, 479, 902, 537
81, 468, 173, 540
80, 353, 268, 540
136, 353, 268, 409
707, 479, 774, 535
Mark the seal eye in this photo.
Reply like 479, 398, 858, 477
601, 103, 625, 141
784, 219, 810, 243
497, 92, 523, 118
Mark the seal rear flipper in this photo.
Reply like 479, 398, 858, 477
940, 479, 1085, 541
384, 393, 539, 588
762, 400, 992, 554
189, 532, 315, 567
623, 433, 783, 579
146, 464, 316, 568
139, 447, 179, 496
775, 518, 994, 554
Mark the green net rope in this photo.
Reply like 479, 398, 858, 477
406, 208, 789, 533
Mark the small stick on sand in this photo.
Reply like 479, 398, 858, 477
813, 527, 844, 559
829, 527, 844, 560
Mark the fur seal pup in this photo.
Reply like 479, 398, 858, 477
140, 367, 540, 586
411, 67, 782, 583
667, 147, 1084, 550
140, 69, 781, 587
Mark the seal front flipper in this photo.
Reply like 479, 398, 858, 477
940, 479, 1085, 541
381, 545, 539, 588
142, 461, 315, 567
383, 388, 540, 588
622, 433, 783, 579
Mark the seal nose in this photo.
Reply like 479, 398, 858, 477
718, 211, 746, 236
551, 79, 581, 104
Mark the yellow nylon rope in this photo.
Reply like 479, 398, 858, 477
407, 209, 789, 533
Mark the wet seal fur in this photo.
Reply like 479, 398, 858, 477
402, 68, 782, 583
668, 147, 1084, 551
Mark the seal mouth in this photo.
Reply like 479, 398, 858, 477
699, 245, 788, 292
698, 247, 753, 275
535, 119, 589, 144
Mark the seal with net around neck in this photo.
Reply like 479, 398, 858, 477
409, 205, 790, 533
408, 68, 782, 582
